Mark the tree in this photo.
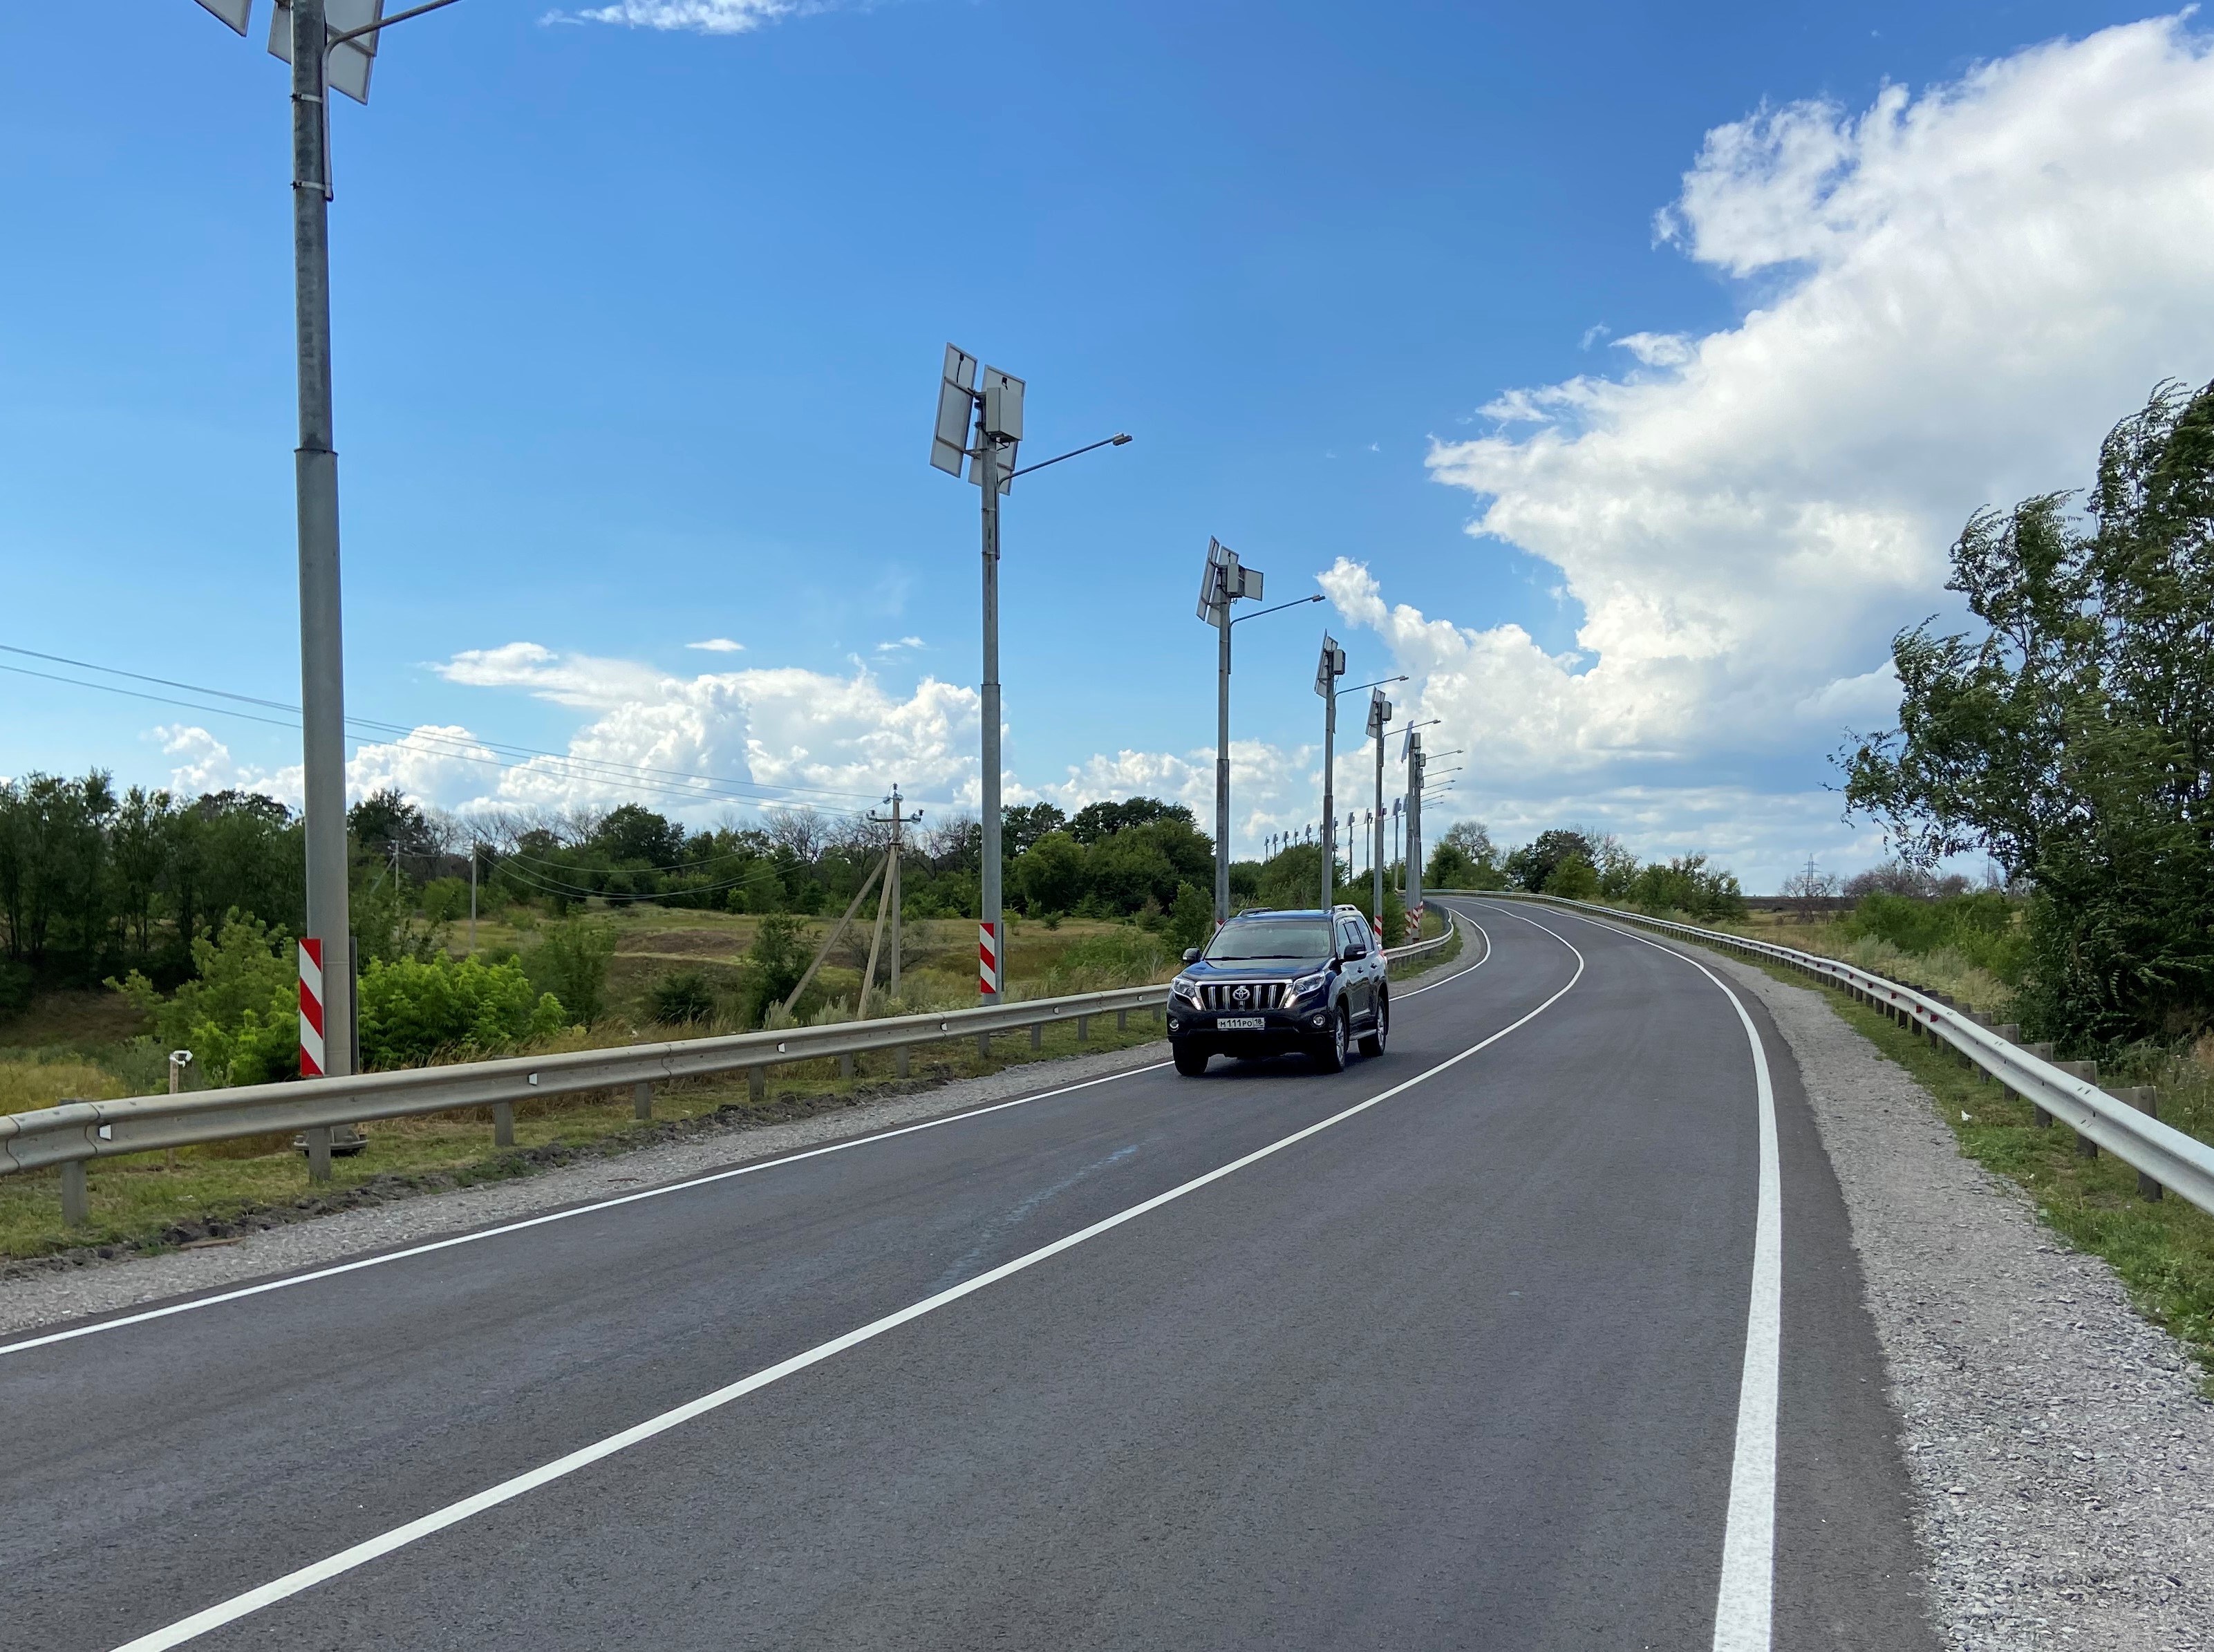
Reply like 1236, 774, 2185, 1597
1069, 797, 1193, 844
1016, 831, 1087, 914
348, 788, 438, 858
1168, 883, 1212, 952
1504, 829, 1595, 893
1004, 802, 1069, 857
1779, 863, 1841, 923
1844, 379, 2214, 1045
1544, 855, 1600, 901
740, 912, 810, 1027
591, 804, 688, 870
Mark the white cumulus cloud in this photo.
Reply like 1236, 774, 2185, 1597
1369, 15, 2214, 887
547, 0, 800, 32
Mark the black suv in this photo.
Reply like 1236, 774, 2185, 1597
1165, 904, 1389, 1076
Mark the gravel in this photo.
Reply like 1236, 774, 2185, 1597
0, 1039, 1170, 1342
1709, 950, 2214, 1652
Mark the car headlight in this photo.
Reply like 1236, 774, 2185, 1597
1289, 970, 1331, 999
1172, 976, 1203, 1002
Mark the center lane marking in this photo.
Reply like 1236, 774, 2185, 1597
106, 928, 1580, 1652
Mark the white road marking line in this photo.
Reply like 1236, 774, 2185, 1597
10, 917, 1497, 1360
1397, 914, 1491, 997
0, 1064, 1165, 1359
104, 937, 1587, 1652
1479, 901, 1781, 1652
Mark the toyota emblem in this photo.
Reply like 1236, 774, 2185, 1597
1232, 984, 1251, 1005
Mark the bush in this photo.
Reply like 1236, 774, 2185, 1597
357, 955, 568, 1067
1842, 891, 2028, 984
650, 970, 717, 1025
420, 878, 471, 925
1168, 883, 1212, 952
740, 912, 812, 1028
1544, 856, 1600, 900
524, 921, 618, 1026
110, 910, 299, 1087
0, 959, 32, 1020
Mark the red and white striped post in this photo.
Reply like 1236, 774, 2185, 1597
298, 937, 327, 1078
977, 921, 999, 998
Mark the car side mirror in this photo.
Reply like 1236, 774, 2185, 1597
1181, 948, 1201, 964
1342, 944, 1368, 961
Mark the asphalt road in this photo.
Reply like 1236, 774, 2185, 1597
1, 901, 1936, 1651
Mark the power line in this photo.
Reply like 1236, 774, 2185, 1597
5, 643, 959, 818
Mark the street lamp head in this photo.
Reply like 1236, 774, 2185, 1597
1110, 432, 1134, 445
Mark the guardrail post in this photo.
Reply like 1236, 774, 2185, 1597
1077, 1015, 1089, 1044
840, 1054, 854, 1079
60, 1159, 89, 1227
492, 1101, 515, 1148
1116, 1008, 1128, 1032
305, 1125, 332, 1183
895, 1046, 910, 1078
1031, 1022, 1042, 1051
633, 1081, 653, 1121
2025, 1043, 2056, 1125
976, 1031, 991, 1060
2056, 1060, 2098, 1154
2118, 1089, 2164, 1200
749, 1067, 766, 1102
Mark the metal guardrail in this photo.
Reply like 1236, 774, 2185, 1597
1382, 914, 1459, 968
1, 983, 1170, 1224
1434, 890, 2214, 1219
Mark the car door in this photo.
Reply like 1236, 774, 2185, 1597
1336, 918, 1372, 1022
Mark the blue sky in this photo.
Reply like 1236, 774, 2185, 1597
3, 0, 2206, 888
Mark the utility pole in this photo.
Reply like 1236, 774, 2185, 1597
1367, 686, 1392, 942
866, 786, 916, 1005
467, 839, 478, 955
1315, 635, 1346, 909
1405, 732, 1425, 941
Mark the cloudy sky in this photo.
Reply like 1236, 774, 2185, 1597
5, 1, 2208, 889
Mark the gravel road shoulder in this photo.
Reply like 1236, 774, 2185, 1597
1707, 948, 2213, 1652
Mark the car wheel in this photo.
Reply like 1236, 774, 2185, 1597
1358, 991, 1389, 1058
1172, 1044, 1210, 1076
1311, 1006, 1349, 1073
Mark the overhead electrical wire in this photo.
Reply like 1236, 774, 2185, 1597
3, 643, 957, 820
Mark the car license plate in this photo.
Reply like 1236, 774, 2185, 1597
1217, 1015, 1266, 1030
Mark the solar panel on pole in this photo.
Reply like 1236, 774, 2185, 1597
267, 0, 384, 104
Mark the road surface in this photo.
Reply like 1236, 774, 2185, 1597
1, 900, 1934, 1651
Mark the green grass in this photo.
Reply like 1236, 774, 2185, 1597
1703, 940, 2214, 1396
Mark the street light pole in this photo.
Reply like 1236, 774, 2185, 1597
975, 407, 1004, 997
1314, 635, 1346, 910
1199, 542, 1318, 926
291, 0, 352, 1183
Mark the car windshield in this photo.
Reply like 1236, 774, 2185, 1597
1204, 919, 1332, 961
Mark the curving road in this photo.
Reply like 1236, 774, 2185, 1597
1, 901, 1935, 1651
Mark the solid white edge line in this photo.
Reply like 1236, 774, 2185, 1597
1398, 912, 1490, 997
8, 915, 1494, 1362
1476, 900, 1780, 1652
106, 928, 1586, 1652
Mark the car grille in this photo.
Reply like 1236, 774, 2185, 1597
1200, 980, 1288, 1011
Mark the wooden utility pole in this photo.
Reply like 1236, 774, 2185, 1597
861, 786, 914, 1013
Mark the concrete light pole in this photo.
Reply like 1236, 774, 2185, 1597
1314, 635, 1347, 909
1367, 686, 1393, 941
1199, 541, 1319, 926
930, 345, 1127, 996
187, 0, 469, 1179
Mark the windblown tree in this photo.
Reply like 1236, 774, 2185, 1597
1844, 380, 2214, 1046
